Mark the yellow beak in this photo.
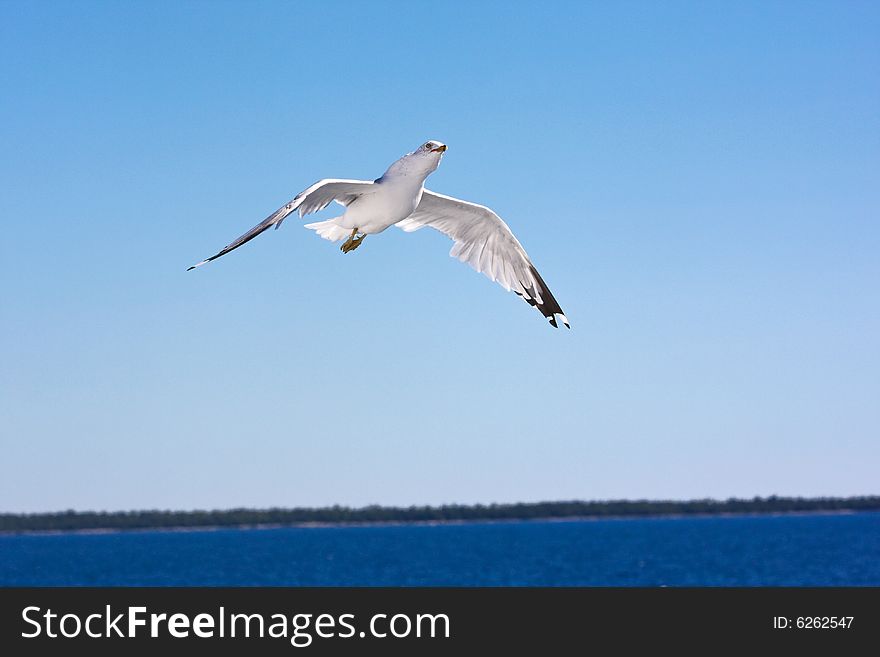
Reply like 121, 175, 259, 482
431, 144, 447, 153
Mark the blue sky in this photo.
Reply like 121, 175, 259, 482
1, 1, 878, 513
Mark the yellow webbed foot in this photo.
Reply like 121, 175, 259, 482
340, 233, 366, 254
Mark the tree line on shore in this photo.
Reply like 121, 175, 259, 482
2, 496, 878, 533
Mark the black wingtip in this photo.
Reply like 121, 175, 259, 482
516, 264, 568, 329
186, 266, 195, 271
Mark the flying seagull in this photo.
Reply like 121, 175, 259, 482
188, 141, 569, 328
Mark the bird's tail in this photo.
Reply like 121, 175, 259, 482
303, 217, 351, 242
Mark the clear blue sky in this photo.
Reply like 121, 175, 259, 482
1, 1, 878, 513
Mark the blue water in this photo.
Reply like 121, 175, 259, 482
1, 513, 878, 586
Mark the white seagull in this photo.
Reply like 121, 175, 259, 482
189, 141, 569, 328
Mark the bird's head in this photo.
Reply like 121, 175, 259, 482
419, 140, 447, 155
412, 140, 447, 171
382, 140, 447, 180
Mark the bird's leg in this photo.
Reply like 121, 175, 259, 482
340, 228, 358, 253
340, 228, 366, 254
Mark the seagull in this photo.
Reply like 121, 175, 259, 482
188, 141, 570, 328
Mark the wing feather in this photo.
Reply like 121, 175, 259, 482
396, 190, 569, 328
188, 179, 373, 270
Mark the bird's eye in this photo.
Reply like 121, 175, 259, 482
424, 143, 432, 149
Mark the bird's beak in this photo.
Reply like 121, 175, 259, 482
431, 144, 447, 153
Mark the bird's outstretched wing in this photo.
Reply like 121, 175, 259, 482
188, 179, 374, 270
395, 190, 569, 328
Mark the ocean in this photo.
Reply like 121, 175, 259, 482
1, 512, 878, 586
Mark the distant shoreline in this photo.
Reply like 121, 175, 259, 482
2, 496, 878, 536
0, 508, 872, 537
